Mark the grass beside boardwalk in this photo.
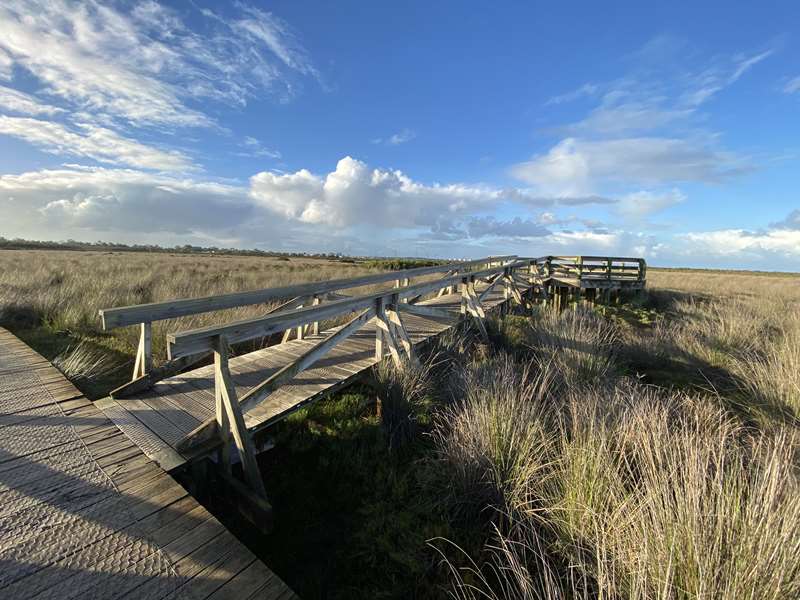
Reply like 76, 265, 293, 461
0, 249, 388, 397
1, 250, 799, 598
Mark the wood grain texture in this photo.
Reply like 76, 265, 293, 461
0, 327, 296, 600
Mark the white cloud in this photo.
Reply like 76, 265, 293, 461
784, 76, 800, 94
681, 229, 800, 258
465, 216, 551, 239
565, 98, 694, 136
388, 129, 416, 145
0, 165, 263, 238
617, 188, 686, 220
545, 83, 598, 106
0, 85, 62, 115
371, 128, 417, 146
250, 156, 515, 228
551, 45, 773, 140
0, 116, 193, 171
0, 47, 12, 80
0, 0, 318, 129
238, 136, 281, 159
511, 137, 749, 196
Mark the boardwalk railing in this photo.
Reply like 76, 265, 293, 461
98, 254, 645, 505
533, 256, 646, 284
99, 255, 516, 398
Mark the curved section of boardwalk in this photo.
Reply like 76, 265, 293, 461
0, 328, 296, 600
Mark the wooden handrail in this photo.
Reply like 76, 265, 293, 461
98, 255, 515, 329
167, 258, 532, 359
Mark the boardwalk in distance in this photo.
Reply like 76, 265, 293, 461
0, 327, 296, 599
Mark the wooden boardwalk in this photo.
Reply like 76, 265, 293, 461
102, 282, 513, 471
0, 328, 296, 600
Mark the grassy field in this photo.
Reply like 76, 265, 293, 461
1, 249, 799, 598
0, 249, 394, 396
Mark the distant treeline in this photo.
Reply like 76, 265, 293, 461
0, 237, 447, 269
0, 236, 355, 260
650, 265, 799, 277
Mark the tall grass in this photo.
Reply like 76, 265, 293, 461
432, 269, 800, 599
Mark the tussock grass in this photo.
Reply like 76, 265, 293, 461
52, 340, 122, 383
433, 271, 800, 599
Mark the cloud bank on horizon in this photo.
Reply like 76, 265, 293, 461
0, 1, 798, 269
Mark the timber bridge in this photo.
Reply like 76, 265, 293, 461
0, 254, 644, 599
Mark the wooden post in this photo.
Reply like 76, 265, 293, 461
311, 295, 320, 335
375, 298, 404, 368
212, 336, 267, 499
375, 298, 386, 362
132, 321, 152, 380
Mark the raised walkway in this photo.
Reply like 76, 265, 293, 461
0, 327, 296, 600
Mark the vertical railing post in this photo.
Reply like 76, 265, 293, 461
375, 297, 386, 361
311, 295, 320, 335
132, 321, 152, 381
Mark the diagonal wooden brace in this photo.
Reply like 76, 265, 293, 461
212, 336, 267, 499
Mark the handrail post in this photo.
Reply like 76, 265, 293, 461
311, 295, 320, 335
132, 321, 152, 381
375, 296, 386, 361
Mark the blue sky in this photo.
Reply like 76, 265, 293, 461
0, 1, 799, 269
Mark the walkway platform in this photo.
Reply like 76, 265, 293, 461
102, 283, 515, 472
0, 328, 296, 600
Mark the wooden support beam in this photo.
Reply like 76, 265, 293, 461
239, 307, 374, 414
111, 351, 209, 399
505, 276, 524, 305
375, 300, 404, 368
177, 308, 375, 454
386, 306, 419, 366
478, 276, 503, 302
462, 280, 488, 340
214, 465, 273, 534
212, 336, 267, 499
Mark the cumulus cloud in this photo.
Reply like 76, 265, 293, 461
511, 137, 749, 196
0, 116, 193, 171
252, 156, 512, 228
0, 0, 319, 129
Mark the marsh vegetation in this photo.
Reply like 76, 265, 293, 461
1, 249, 798, 598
